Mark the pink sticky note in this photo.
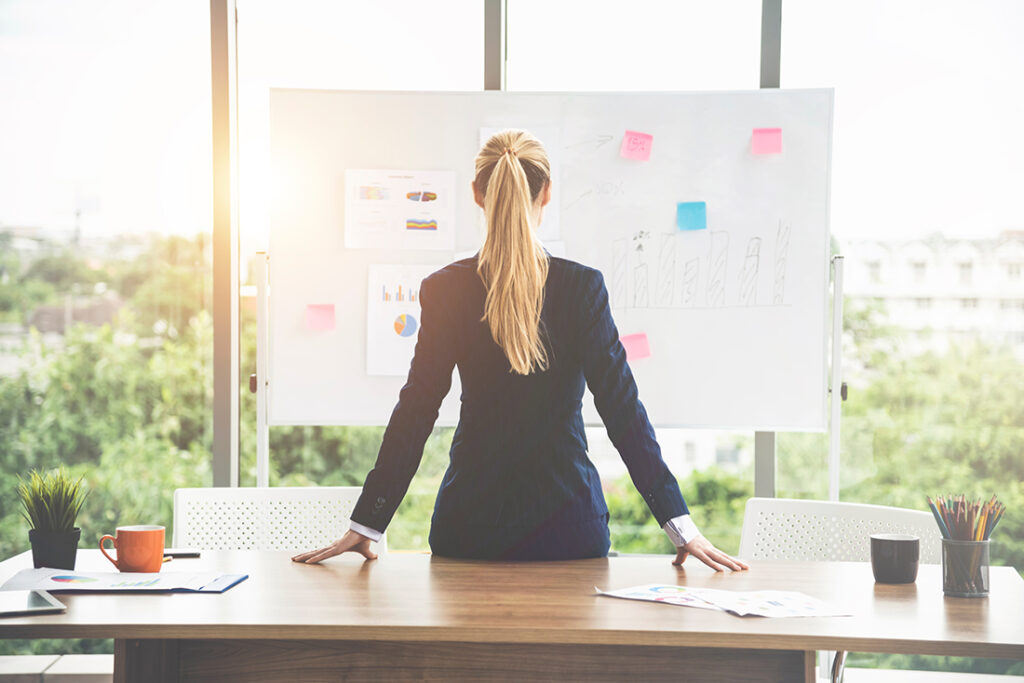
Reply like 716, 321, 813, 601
620, 130, 654, 161
305, 304, 335, 331
752, 128, 783, 155
620, 333, 651, 361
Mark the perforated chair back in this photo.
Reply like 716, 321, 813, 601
172, 486, 387, 554
739, 497, 940, 564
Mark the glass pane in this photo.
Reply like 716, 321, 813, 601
782, 0, 1024, 674
507, 0, 761, 554
236, 1, 484, 551
0, 0, 212, 656
507, 0, 762, 91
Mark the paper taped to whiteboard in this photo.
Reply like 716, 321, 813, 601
344, 169, 456, 250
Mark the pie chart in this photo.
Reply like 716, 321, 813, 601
394, 314, 418, 337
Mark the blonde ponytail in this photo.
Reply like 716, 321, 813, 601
474, 130, 551, 375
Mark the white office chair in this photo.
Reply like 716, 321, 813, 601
739, 497, 941, 564
172, 486, 387, 554
739, 498, 942, 683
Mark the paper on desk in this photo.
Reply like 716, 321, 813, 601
0, 568, 248, 593
597, 584, 851, 618
595, 584, 721, 611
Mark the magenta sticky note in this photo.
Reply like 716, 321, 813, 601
305, 304, 335, 331
620, 130, 654, 161
752, 128, 783, 155
620, 333, 651, 361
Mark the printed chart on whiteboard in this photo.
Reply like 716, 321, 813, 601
344, 169, 456, 250
366, 264, 437, 376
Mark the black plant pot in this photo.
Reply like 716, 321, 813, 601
29, 528, 81, 570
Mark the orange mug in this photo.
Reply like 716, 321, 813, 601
99, 525, 165, 573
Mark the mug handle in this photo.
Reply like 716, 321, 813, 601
99, 535, 119, 569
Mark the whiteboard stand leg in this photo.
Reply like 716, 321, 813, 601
828, 256, 845, 503
754, 432, 775, 498
256, 252, 270, 488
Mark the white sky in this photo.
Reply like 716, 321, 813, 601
0, 0, 1022, 245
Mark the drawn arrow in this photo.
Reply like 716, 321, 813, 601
564, 135, 616, 151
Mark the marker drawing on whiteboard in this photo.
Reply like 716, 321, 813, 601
707, 232, 729, 308
656, 234, 676, 306
774, 221, 791, 305
564, 189, 593, 212
738, 237, 762, 306
681, 258, 700, 307
565, 135, 616, 152
611, 238, 628, 310
633, 264, 650, 308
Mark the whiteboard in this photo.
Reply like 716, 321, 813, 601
268, 89, 833, 430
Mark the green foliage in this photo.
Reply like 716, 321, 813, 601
1, 231, 1023, 675
16, 468, 88, 532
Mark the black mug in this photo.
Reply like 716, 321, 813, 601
870, 533, 920, 584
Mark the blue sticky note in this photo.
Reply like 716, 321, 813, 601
676, 201, 707, 231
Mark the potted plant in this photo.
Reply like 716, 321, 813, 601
17, 469, 89, 570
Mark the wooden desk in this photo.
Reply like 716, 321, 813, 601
1, 550, 1022, 682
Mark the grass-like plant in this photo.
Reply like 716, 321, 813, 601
17, 469, 89, 533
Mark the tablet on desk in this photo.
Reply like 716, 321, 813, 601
0, 590, 66, 617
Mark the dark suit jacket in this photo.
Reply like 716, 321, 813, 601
350, 256, 689, 546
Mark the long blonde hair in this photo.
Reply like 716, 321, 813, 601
474, 129, 551, 375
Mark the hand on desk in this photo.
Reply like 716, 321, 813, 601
291, 529, 378, 564
674, 536, 749, 572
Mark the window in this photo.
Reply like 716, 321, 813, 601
911, 261, 927, 283
915, 298, 932, 310
506, 0, 762, 91
868, 261, 881, 284
1008, 263, 1022, 279
235, 0, 484, 551
782, 1, 1024, 674
0, 0, 212, 658
1001, 299, 1024, 310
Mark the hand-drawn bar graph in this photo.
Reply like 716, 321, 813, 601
706, 232, 729, 308
681, 258, 699, 307
611, 239, 627, 309
738, 237, 762, 306
656, 235, 676, 306
774, 221, 791, 305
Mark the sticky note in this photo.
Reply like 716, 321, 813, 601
752, 127, 783, 155
676, 202, 707, 231
620, 130, 654, 161
620, 333, 651, 361
305, 304, 335, 331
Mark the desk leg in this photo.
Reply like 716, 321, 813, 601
113, 639, 179, 683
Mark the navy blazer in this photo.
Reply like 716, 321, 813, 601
350, 256, 689, 553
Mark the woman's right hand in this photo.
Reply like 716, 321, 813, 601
673, 535, 748, 572
291, 529, 378, 564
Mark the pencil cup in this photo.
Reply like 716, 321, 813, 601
942, 539, 989, 598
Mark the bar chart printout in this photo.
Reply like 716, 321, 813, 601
367, 264, 436, 376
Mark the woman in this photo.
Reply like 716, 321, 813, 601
293, 130, 747, 570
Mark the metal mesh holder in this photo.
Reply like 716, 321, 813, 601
942, 539, 989, 598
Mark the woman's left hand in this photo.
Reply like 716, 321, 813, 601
673, 535, 749, 572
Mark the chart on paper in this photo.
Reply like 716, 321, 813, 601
366, 264, 437, 376
344, 169, 456, 251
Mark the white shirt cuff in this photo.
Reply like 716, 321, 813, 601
662, 514, 701, 547
349, 521, 383, 542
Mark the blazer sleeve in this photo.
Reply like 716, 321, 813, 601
350, 273, 456, 532
580, 270, 689, 526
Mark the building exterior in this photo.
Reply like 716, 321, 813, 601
842, 232, 1024, 354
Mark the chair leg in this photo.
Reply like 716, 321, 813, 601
830, 650, 846, 683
